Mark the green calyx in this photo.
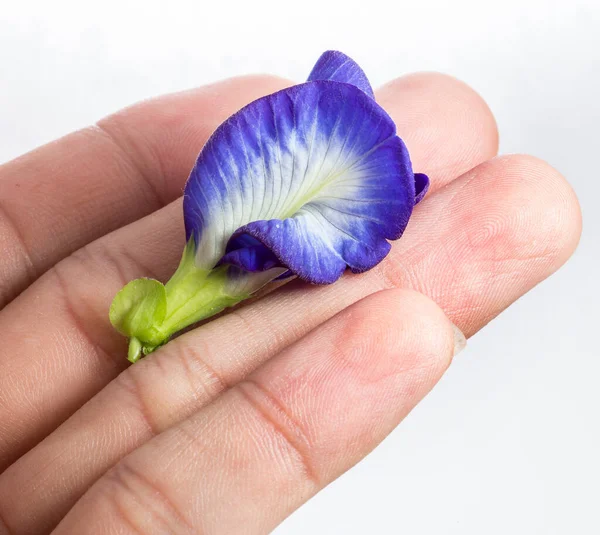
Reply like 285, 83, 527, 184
109, 240, 247, 363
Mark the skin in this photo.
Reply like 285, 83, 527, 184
0, 72, 581, 534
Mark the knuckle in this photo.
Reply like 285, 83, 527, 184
168, 339, 229, 402
114, 340, 229, 438
238, 379, 320, 488
225, 308, 286, 361
0, 201, 36, 306
91, 122, 166, 208
113, 368, 162, 437
68, 239, 157, 288
101, 460, 195, 535
49, 261, 123, 368
0, 507, 13, 535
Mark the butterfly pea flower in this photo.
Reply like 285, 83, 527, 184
110, 51, 430, 363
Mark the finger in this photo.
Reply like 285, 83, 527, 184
52, 289, 460, 534
0, 75, 290, 306
378, 72, 498, 190
0, 72, 496, 307
0, 155, 581, 534
0, 72, 499, 472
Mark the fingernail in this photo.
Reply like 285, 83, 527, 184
451, 323, 467, 357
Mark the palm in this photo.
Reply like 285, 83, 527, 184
0, 73, 580, 534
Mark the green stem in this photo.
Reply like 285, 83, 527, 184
133, 260, 247, 357
128, 337, 143, 363
112, 239, 251, 362
159, 272, 244, 339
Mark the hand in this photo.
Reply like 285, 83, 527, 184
0, 73, 580, 534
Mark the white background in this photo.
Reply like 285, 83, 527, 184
1, 1, 598, 533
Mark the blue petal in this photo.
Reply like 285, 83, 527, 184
220, 234, 281, 272
414, 172, 430, 204
307, 50, 375, 98
183, 80, 415, 284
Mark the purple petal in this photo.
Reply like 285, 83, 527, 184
183, 80, 415, 285
220, 234, 282, 271
307, 50, 375, 98
414, 172, 430, 205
